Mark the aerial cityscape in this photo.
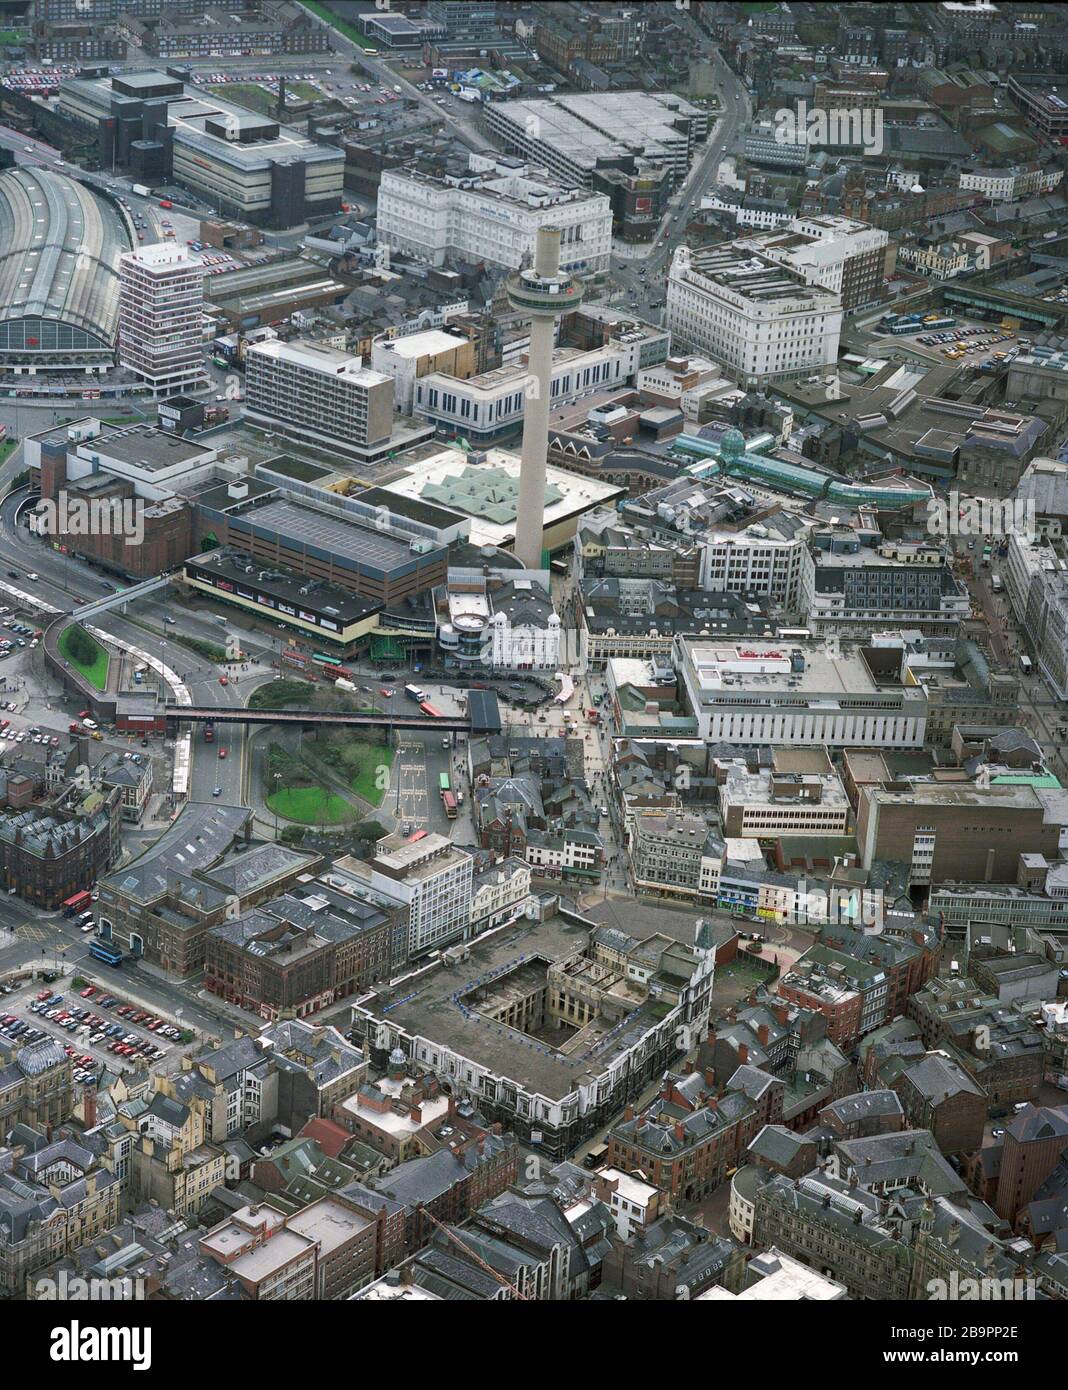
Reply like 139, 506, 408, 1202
0, 0, 1067, 1337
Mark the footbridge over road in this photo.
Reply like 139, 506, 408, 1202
165, 692, 502, 737
70, 574, 172, 623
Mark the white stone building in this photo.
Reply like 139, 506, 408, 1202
959, 163, 1063, 202
337, 833, 474, 958
118, 242, 206, 395
666, 243, 841, 387
377, 162, 612, 274
676, 637, 928, 747
470, 858, 535, 935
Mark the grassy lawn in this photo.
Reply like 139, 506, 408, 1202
297, 0, 378, 48
250, 679, 310, 709
206, 83, 277, 115
288, 80, 326, 101
300, 733, 392, 811
267, 785, 356, 825
305, 736, 393, 806
348, 742, 392, 805
0, 439, 16, 468
58, 625, 109, 690
250, 679, 376, 715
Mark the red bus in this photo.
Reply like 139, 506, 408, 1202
419, 700, 443, 718
442, 791, 458, 819
62, 890, 92, 917
407, 828, 428, 842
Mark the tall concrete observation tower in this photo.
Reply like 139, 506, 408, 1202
508, 226, 584, 569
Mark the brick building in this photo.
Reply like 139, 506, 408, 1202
775, 944, 890, 1048
198, 1202, 318, 1300
994, 1103, 1068, 1226
606, 1070, 766, 1203
817, 922, 942, 1022
894, 1053, 987, 1155
204, 913, 336, 1022
0, 790, 121, 909
818, 1090, 905, 1141
361, 1130, 519, 1255
906, 977, 1044, 1106
279, 1196, 379, 1299
858, 784, 1064, 887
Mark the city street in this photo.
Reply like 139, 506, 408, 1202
598, 17, 750, 325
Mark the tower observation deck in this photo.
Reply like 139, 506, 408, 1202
507, 226, 585, 570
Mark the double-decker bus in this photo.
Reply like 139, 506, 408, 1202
439, 772, 451, 794
312, 654, 349, 678
442, 790, 458, 819
89, 938, 123, 967
419, 700, 443, 718
62, 890, 92, 917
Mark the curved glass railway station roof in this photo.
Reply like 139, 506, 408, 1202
0, 167, 131, 356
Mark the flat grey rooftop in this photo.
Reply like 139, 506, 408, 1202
94, 427, 210, 472
225, 497, 436, 572
358, 913, 674, 1101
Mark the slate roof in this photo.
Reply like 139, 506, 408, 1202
902, 1053, 984, 1103
823, 1089, 905, 1125
747, 1124, 815, 1170
834, 1130, 965, 1196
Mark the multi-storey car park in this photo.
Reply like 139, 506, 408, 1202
483, 91, 709, 190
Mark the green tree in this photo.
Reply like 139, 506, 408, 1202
66, 624, 101, 667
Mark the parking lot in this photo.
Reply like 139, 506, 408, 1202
0, 978, 182, 1082
918, 318, 1026, 370
876, 312, 1029, 370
